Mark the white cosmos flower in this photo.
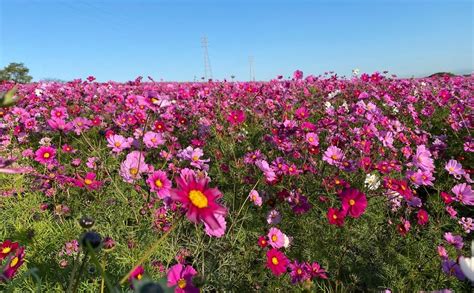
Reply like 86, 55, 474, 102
365, 173, 380, 190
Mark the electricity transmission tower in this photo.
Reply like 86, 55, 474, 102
248, 56, 255, 81
201, 36, 213, 80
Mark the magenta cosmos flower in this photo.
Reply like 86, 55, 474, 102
288, 261, 310, 283
323, 146, 345, 166
327, 208, 345, 226
267, 227, 285, 249
146, 170, 172, 199
451, 183, 474, 205
128, 265, 144, 284
34, 146, 56, 165
170, 173, 227, 230
340, 188, 368, 218
167, 263, 198, 293
2, 246, 25, 280
75, 172, 102, 190
227, 110, 246, 125
266, 248, 289, 276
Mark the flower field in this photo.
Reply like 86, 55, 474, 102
0, 71, 473, 292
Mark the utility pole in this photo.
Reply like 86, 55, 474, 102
201, 36, 213, 80
248, 55, 255, 81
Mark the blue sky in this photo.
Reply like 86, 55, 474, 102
0, 0, 472, 81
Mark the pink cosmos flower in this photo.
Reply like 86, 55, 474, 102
310, 262, 328, 279
178, 146, 210, 170
204, 213, 226, 238
255, 159, 277, 182
47, 117, 73, 132
323, 146, 345, 166
227, 110, 246, 125
143, 131, 165, 148
266, 209, 282, 225
340, 188, 368, 218
167, 263, 198, 293
51, 107, 68, 119
437, 245, 448, 259
146, 170, 172, 199
451, 183, 474, 205
407, 169, 435, 186
305, 132, 319, 146
170, 172, 227, 230
249, 189, 262, 207
446, 206, 457, 218
444, 232, 463, 250
267, 227, 285, 249
445, 159, 465, 179
119, 151, 150, 183
266, 248, 289, 276
413, 145, 435, 172
34, 146, 56, 165
107, 134, 133, 153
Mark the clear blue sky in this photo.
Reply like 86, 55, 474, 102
0, 0, 472, 81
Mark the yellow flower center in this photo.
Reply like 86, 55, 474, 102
331, 154, 338, 160
155, 179, 163, 188
271, 235, 277, 242
114, 142, 121, 147
449, 167, 454, 172
332, 214, 338, 219
192, 155, 199, 162
43, 152, 51, 158
297, 268, 303, 275
2, 247, 11, 254
130, 168, 139, 175
177, 278, 187, 289
10, 257, 19, 267
271, 257, 279, 265
137, 273, 142, 280
151, 138, 157, 143
84, 179, 93, 185
189, 190, 208, 208
308, 137, 314, 142
151, 97, 159, 104
349, 199, 355, 206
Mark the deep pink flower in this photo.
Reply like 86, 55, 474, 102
266, 248, 289, 276
146, 170, 172, 199
340, 188, 368, 218
417, 209, 429, 225
75, 172, 102, 190
170, 173, 227, 230
128, 265, 144, 283
34, 146, 56, 165
2, 246, 25, 280
227, 110, 246, 125
327, 208, 345, 226
167, 263, 198, 293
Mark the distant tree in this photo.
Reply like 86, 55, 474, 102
428, 72, 456, 78
0, 62, 33, 83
